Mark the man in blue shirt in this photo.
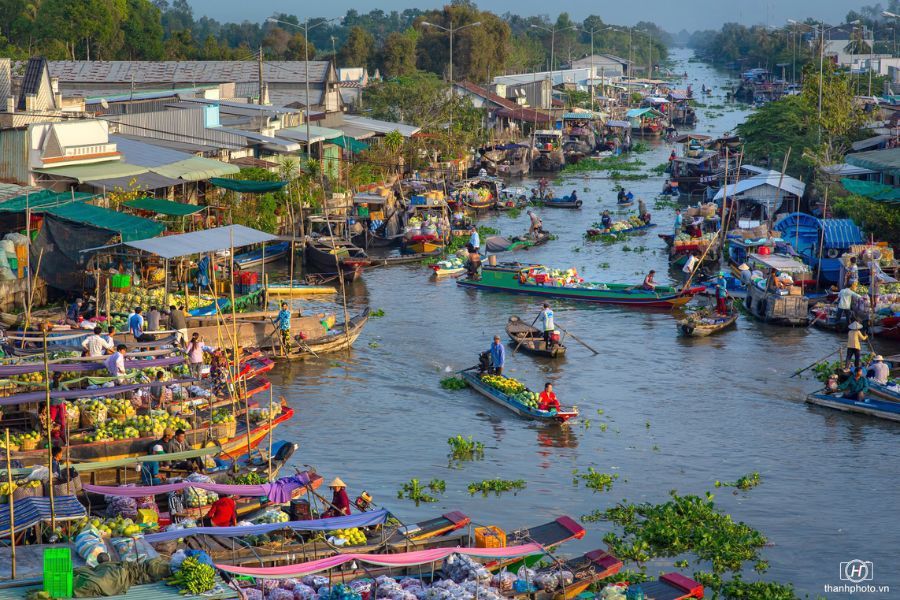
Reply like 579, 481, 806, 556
489, 336, 505, 375
468, 226, 480, 251
673, 208, 683, 235
539, 303, 555, 349
65, 298, 83, 326
128, 306, 150, 341
276, 301, 292, 354
140, 445, 167, 486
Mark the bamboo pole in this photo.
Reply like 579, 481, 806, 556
24, 196, 30, 326
5, 429, 16, 579
267, 387, 274, 479
230, 231, 253, 460
42, 325, 55, 530
105, 279, 111, 323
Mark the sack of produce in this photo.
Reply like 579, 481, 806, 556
75, 525, 110, 567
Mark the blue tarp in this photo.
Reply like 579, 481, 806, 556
142, 508, 391, 543
774, 213, 863, 249
0, 495, 86, 538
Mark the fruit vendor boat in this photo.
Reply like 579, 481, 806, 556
585, 222, 656, 237
512, 549, 623, 600
234, 241, 291, 269
484, 232, 551, 253
188, 311, 337, 350
505, 315, 566, 357
430, 257, 466, 277
274, 308, 369, 359
458, 263, 703, 308
169, 510, 473, 567
460, 371, 577, 423
482, 516, 586, 572
304, 237, 371, 281
620, 573, 705, 600
805, 391, 900, 422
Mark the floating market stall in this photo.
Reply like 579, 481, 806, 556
773, 213, 864, 284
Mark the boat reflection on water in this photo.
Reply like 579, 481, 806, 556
537, 425, 579, 449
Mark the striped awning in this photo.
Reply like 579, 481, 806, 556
0, 495, 86, 538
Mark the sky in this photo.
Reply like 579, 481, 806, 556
190, 0, 870, 31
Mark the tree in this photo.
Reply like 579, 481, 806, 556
121, 0, 164, 59
381, 28, 418, 77
415, 4, 510, 82
736, 94, 815, 179
338, 26, 374, 68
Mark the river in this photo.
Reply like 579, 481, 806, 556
266, 48, 900, 598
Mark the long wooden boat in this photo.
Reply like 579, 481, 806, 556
484, 232, 551, 253
626, 573, 705, 600
517, 549, 623, 600
805, 392, 900, 422
274, 309, 369, 359
305, 237, 370, 280
540, 196, 582, 209
484, 516, 585, 572
265, 282, 337, 297
586, 223, 657, 237
172, 510, 472, 567
676, 308, 738, 337
370, 250, 441, 266
458, 263, 703, 308
234, 241, 291, 269
506, 315, 566, 357
460, 371, 578, 423
187, 312, 336, 350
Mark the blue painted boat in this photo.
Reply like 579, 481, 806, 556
234, 241, 291, 269
460, 370, 578, 423
805, 392, 900, 422
774, 213, 864, 284
542, 195, 583, 209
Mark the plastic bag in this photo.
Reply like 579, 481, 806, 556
303, 575, 330, 590
268, 590, 295, 600
109, 534, 159, 562
74, 525, 109, 567
105, 495, 138, 519
292, 584, 318, 600
244, 589, 264, 600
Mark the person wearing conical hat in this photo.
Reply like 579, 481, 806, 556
845, 321, 867, 370
324, 477, 351, 518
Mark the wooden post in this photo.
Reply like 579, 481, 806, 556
267, 387, 273, 479
5, 429, 16, 579
163, 258, 170, 305
260, 243, 266, 307
229, 230, 252, 460
42, 325, 55, 530
105, 279, 111, 322
24, 196, 30, 323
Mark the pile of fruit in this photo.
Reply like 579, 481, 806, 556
511, 390, 541, 409
12, 372, 43, 386
480, 374, 526, 396
211, 408, 236, 425
125, 413, 190, 437
167, 556, 217, 594
328, 527, 367, 545
0, 379, 17, 398
83, 422, 142, 442
11, 431, 42, 448
0, 481, 18, 495
105, 398, 136, 420
83, 516, 144, 537
78, 399, 108, 426
183, 486, 218, 508
108, 290, 215, 314
249, 402, 281, 423
253, 508, 290, 524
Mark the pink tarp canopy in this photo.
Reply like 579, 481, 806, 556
215, 543, 546, 579
82, 473, 310, 503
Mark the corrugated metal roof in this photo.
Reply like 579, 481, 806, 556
713, 172, 806, 200
34, 161, 149, 183
214, 126, 302, 152
0, 182, 39, 202
186, 98, 302, 115
110, 134, 193, 167
846, 147, 900, 176
124, 224, 276, 258
333, 124, 377, 140
0, 59, 10, 102
343, 115, 420, 137
0, 128, 30, 186
115, 134, 220, 155
47, 60, 332, 84
150, 156, 239, 182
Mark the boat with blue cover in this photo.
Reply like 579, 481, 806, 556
806, 391, 900, 422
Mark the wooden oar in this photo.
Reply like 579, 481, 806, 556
556, 323, 599, 355
455, 365, 479, 374
512, 314, 541, 355
791, 347, 840, 378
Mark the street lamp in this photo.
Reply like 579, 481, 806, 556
421, 21, 481, 130
788, 18, 859, 141
266, 16, 338, 162
578, 25, 617, 113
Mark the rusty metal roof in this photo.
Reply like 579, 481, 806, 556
46, 60, 332, 84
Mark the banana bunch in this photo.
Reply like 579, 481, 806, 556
167, 557, 216, 594
480, 374, 526, 395
0, 481, 18, 495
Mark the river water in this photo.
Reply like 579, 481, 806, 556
267, 49, 900, 597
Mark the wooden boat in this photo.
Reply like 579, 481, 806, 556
540, 195, 582, 209
171, 511, 473, 567
625, 573, 705, 600
460, 371, 578, 423
616, 200, 633, 207
305, 237, 370, 281
406, 240, 444, 254
351, 230, 404, 250
483, 516, 585, 572
506, 315, 566, 357
742, 253, 810, 326
430, 257, 466, 277
274, 308, 369, 359
265, 282, 337, 297
187, 312, 336, 350
806, 391, 900, 422
677, 308, 738, 336
517, 549, 623, 600
866, 380, 900, 403
586, 223, 656, 237
234, 241, 291, 269
484, 232, 551, 253
458, 263, 704, 308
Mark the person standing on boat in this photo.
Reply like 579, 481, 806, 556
146, 306, 161, 333
538, 383, 560, 413
468, 226, 480, 251
465, 244, 482, 280
528, 210, 543, 240
673, 208, 683, 235
837, 284, 863, 327
570, 190, 578, 203
489, 336, 505, 375
539, 303, 556, 349
276, 302, 292, 354
838, 367, 869, 401
738, 263, 752, 287
682, 252, 699, 283
601, 210, 612, 229
82, 325, 114, 357
129, 307, 151, 342
845, 322, 868, 370
323, 477, 352, 518
714, 273, 728, 313
870, 355, 889, 384
168, 305, 189, 348
844, 256, 860, 289
187, 333, 214, 379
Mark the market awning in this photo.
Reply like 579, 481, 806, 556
208, 177, 288, 193
86, 171, 183, 192
0, 190, 95, 212
122, 224, 277, 259
0, 496, 86, 538
331, 136, 368, 153
841, 177, 900, 201
149, 157, 239, 182
33, 161, 149, 183
124, 197, 207, 216
44, 202, 165, 242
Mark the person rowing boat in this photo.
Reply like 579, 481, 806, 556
538, 382, 560, 412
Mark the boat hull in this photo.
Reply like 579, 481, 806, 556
506, 315, 566, 357
276, 309, 369, 359
461, 371, 577, 423
187, 313, 336, 350
265, 284, 336, 297
806, 393, 900, 422
677, 311, 737, 336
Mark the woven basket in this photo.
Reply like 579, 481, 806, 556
208, 421, 237, 439
13, 483, 42, 500
20, 437, 39, 451
44, 475, 82, 497
80, 406, 108, 428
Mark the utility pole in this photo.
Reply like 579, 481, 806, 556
258, 46, 264, 105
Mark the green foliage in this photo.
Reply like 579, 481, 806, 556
440, 376, 468, 390
467, 478, 526, 496
416, 4, 511, 82
381, 28, 419, 77
736, 95, 815, 180
338, 26, 375, 69
447, 435, 485, 461
397, 478, 444, 504
572, 467, 618, 492
715, 472, 762, 491
832, 195, 900, 245
720, 576, 800, 599
561, 156, 644, 174
370, 309, 385, 317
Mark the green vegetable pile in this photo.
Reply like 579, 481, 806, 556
440, 376, 468, 390
168, 557, 216, 594
715, 472, 761, 491
230, 472, 267, 485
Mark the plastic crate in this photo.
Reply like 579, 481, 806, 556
474, 525, 506, 548
43, 547, 73, 598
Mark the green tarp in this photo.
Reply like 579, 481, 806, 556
841, 178, 900, 202
124, 197, 206, 216
332, 136, 369, 153
0, 190, 95, 212
45, 203, 165, 242
209, 177, 288, 193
